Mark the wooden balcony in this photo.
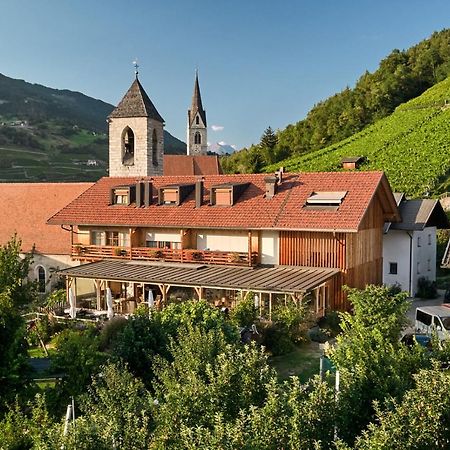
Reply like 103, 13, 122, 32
71, 244, 258, 267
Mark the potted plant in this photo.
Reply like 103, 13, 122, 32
185, 250, 203, 261
149, 249, 164, 259
228, 252, 242, 263
73, 243, 86, 255
114, 247, 127, 257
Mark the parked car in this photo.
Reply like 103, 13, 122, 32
415, 305, 450, 341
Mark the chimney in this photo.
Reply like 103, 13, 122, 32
144, 181, 152, 207
109, 188, 115, 205
265, 176, 278, 199
135, 181, 145, 207
195, 179, 204, 208
276, 167, 285, 183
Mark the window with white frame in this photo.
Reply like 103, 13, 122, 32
106, 231, 129, 247
90, 231, 105, 246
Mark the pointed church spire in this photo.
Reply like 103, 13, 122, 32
187, 71, 208, 155
190, 71, 207, 126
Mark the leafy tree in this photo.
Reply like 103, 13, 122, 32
63, 363, 155, 450
354, 367, 450, 449
52, 327, 106, 401
159, 299, 238, 343
0, 235, 36, 306
330, 285, 429, 444
177, 376, 336, 450
230, 293, 257, 328
109, 310, 168, 384
151, 326, 274, 448
0, 291, 29, 410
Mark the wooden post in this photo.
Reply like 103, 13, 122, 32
158, 284, 171, 304
193, 286, 203, 301
269, 293, 273, 322
129, 227, 133, 259
248, 231, 252, 266
74, 278, 77, 309
95, 279, 101, 310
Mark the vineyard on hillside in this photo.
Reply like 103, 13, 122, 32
267, 77, 450, 198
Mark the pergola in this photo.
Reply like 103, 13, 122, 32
59, 260, 340, 319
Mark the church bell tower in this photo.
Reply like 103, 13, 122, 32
187, 72, 207, 155
108, 71, 164, 177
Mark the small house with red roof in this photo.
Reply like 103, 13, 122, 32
0, 182, 92, 292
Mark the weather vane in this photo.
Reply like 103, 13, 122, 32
132, 59, 139, 78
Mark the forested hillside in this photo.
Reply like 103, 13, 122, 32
222, 29, 450, 175
266, 76, 450, 198
0, 73, 186, 181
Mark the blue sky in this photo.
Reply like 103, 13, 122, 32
1, 0, 449, 149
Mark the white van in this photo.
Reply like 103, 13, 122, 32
415, 305, 450, 341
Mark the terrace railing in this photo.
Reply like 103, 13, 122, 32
72, 244, 258, 267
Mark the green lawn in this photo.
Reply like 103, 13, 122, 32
269, 342, 323, 382
27, 346, 57, 358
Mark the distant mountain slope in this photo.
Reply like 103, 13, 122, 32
222, 29, 450, 175
267, 77, 450, 198
0, 73, 186, 181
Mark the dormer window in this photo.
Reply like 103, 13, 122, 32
305, 191, 347, 210
196, 115, 200, 125
122, 127, 135, 166
110, 185, 136, 206
114, 188, 129, 204
215, 187, 232, 206
161, 188, 178, 205
210, 183, 250, 206
158, 184, 195, 206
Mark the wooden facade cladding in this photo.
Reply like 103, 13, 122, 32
279, 231, 346, 269
279, 194, 385, 310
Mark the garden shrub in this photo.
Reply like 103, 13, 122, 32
98, 316, 128, 351
416, 277, 438, 299
230, 294, 257, 328
262, 323, 296, 356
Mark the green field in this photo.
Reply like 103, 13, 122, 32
268, 77, 450, 198
0, 125, 108, 181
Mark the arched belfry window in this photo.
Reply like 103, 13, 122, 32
152, 129, 158, 166
195, 115, 200, 125
122, 127, 135, 166
37, 266, 46, 293
194, 132, 201, 145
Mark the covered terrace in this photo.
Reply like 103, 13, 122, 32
58, 260, 340, 320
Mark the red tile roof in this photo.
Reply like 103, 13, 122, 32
48, 172, 398, 232
163, 155, 222, 176
0, 183, 93, 254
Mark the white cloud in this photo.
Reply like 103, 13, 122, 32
211, 124, 224, 132
231, 144, 237, 150
218, 141, 227, 146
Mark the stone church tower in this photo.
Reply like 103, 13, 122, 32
187, 73, 207, 155
108, 77, 164, 177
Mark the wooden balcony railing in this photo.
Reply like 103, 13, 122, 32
72, 244, 258, 267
